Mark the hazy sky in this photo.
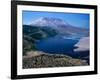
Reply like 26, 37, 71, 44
22, 11, 90, 29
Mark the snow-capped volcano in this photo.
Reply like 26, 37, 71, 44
30, 17, 69, 28
30, 17, 89, 36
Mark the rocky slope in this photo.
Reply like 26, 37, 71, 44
23, 51, 88, 69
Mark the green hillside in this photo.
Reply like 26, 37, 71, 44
23, 25, 58, 55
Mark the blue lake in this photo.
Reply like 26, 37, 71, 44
36, 36, 78, 56
35, 36, 89, 64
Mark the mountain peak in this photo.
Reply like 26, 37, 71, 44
30, 17, 68, 27
40, 17, 63, 21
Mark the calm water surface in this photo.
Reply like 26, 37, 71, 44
36, 36, 78, 55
